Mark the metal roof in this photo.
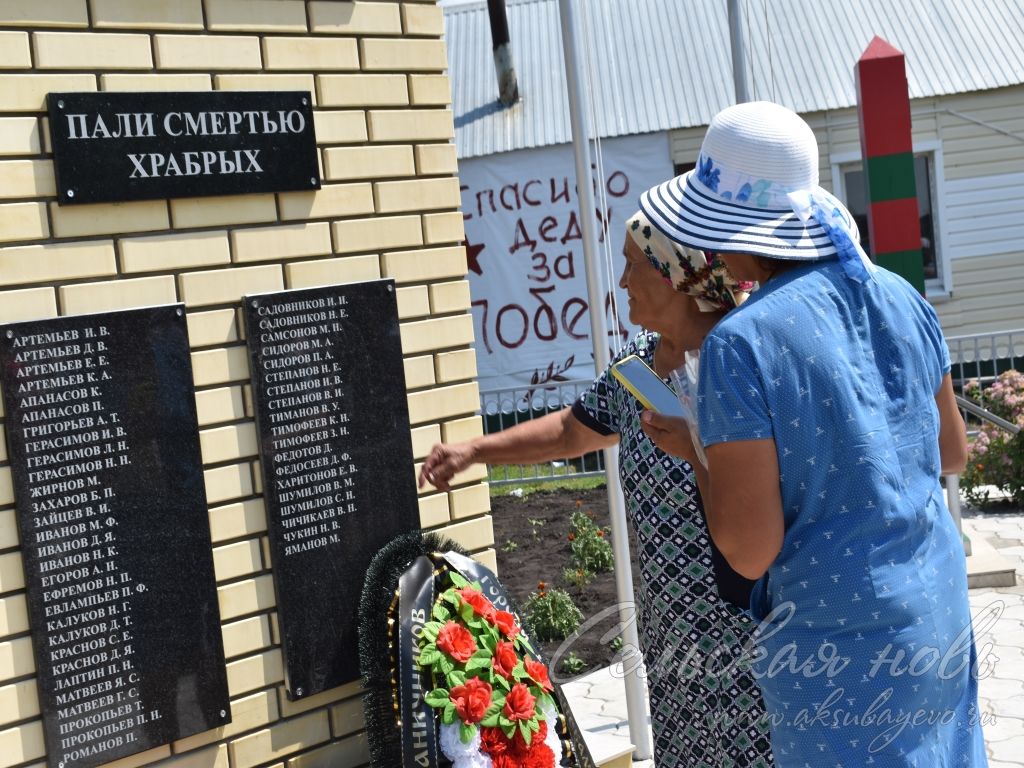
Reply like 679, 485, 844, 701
445, 0, 1024, 159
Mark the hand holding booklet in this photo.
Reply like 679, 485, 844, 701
611, 352, 707, 467
610, 355, 686, 418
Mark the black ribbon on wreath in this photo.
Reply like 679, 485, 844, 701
358, 531, 597, 768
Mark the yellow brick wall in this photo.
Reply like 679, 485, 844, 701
0, 2, 493, 766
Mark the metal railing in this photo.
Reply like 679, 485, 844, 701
948, 328, 1024, 398
479, 377, 604, 486
479, 329, 1024, 486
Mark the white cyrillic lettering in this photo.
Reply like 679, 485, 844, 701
163, 112, 182, 137
148, 153, 166, 177
183, 152, 201, 175
201, 151, 217, 175
261, 111, 280, 134
208, 111, 226, 135
66, 115, 89, 140
227, 111, 243, 134
217, 150, 236, 174
283, 110, 305, 133
127, 154, 149, 179
134, 113, 155, 138
91, 114, 111, 139
164, 153, 182, 176
184, 112, 207, 136
242, 149, 263, 173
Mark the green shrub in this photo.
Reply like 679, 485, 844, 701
524, 584, 582, 641
961, 371, 1024, 506
560, 651, 587, 676
568, 510, 613, 574
562, 566, 592, 588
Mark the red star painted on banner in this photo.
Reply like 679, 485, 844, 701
464, 237, 486, 276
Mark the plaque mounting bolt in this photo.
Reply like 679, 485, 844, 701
57, 100, 64, 109
176, 308, 183, 317
66, 190, 75, 199
5, 331, 12, 339
310, 177, 317, 186
301, 97, 308, 106
220, 709, 227, 718
296, 687, 304, 697
251, 300, 259, 308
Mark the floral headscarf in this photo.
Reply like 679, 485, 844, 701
627, 210, 752, 311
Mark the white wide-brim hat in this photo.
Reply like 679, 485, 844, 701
640, 101, 861, 261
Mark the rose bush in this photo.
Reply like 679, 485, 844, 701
961, 371, 1024, 506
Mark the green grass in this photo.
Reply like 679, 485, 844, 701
487, 463, 607, 497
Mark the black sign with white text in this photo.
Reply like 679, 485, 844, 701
0, 306, 230, 768
47, 91, 319, 205
244, 281, 420, 699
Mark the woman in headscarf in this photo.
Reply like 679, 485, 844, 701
419, 214, 774, 767
639, 101, 986, 766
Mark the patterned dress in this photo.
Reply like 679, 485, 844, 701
572, 331, 772, 768
698, 261, 987, 767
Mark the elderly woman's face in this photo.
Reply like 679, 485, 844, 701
618, 236, 678, 328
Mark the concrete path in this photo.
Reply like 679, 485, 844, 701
563, 506, 1024, 766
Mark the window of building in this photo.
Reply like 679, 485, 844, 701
833, 147, 948, 295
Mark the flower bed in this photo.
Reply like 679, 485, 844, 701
491, 487, 642, 677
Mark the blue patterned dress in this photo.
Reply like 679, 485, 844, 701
573, 331, 773, 768
698, 260, 987, 767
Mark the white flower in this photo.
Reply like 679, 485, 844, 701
509, 487, 524, 498
439, 722, 493, 768
541, 702, 564, 762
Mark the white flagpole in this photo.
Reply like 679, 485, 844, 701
557, 0, 652, 759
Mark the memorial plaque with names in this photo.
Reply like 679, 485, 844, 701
0, 305, 230, 768
245, 281, 420, 698
47, 90, 320, 205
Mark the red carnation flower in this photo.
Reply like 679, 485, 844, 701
493, 610, 520, 639
449, 677, 492, 724
479, 725, 510, 756
524, 658, 554, 692
492, 640, 518, 680
458, 586, 496, 621
503, 682, 536, 722
436, 620, 476, 663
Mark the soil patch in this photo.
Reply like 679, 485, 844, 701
491, 486, 642, 678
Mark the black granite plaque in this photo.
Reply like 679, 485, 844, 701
47, 91, 320, 205
0, 305, 230, 768
244, 281, 420, 698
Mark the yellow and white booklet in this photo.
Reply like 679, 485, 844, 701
610, 355, 686, 417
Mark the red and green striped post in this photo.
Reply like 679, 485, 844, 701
855, 36, 925, 292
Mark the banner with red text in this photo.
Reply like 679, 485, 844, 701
460, 132, 672, 400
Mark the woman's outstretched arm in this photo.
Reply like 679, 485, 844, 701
418, 407, 617, 491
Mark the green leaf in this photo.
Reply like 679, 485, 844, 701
511, 660, 527, 679
499, 714, 512, 728
518, 720, 532, 745
447, 669, 467, 688
424, 688, 450, 708
417, 647, 440, 667
481, 711, 500, 727
431, 604, 450, 622
459, 722, 476, 744
437, 655, 455, 676
465, 650, 492, 672
449, 571, 469, 588
442, 701, 457, 725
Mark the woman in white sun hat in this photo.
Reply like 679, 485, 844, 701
640, 101, 987, 767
